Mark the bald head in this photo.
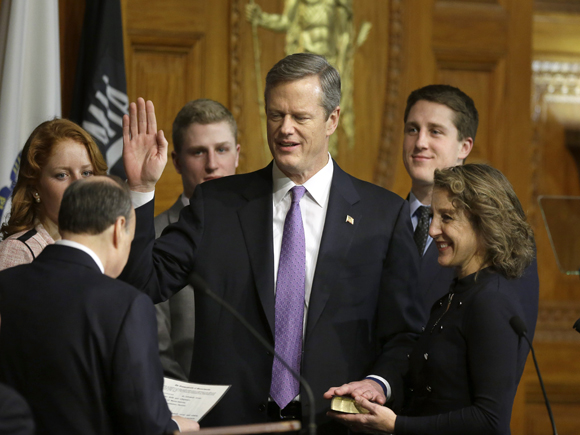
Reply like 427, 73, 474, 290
58, 176, 136, 278
59, 175, 133, 236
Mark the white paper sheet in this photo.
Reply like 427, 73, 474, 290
163, 378, 231, 421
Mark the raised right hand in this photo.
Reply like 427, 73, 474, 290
122, 98, 168, 192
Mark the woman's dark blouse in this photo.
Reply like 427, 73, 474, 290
395, 268, 531, 435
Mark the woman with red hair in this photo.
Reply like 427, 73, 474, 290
0, 119, 107, 270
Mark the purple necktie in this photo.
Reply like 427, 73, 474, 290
270, 185, 306, 409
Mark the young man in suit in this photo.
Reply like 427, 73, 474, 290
155, 99, 240, 381
0, 176, 198, 434
120, 53, 423, 433
402, 85, 475, 313
401, 84, 539, 336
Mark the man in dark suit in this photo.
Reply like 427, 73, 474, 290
123, 53, 422, 433
401, 84, 539, 337
155, 99, 240, 381
0, 176, 198, 434
120, 53, 423, 432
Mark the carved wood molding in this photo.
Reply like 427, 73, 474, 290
534, 300, 580, 343
528, 122, 541, 230
533, 60, 580, 104
126, 29, 204, 50
535, 0, 580, 13
527, 380, 580, 404
230, 0, 243, 151
124, 29, 205, 109
374, 0, 404, 190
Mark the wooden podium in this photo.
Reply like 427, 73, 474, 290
177, 420, 301, 434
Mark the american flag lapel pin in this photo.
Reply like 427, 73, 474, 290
346, 215, 354, 225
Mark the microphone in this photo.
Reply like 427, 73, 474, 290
189, 273, 317, 435
510, 316, 558, 435
573, 318, 580, 333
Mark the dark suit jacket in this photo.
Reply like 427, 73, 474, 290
397, 268, 534, 434
419, 239, 540, 340
418, 241, 456, 319
120, 161, 423, 433
154, 198, 195, 381
0, 245, 177, 435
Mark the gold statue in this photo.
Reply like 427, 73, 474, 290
246, 0, 371, 155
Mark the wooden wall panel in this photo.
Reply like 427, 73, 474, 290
536, 0, 580, 13
381, 0, 533, 211
59, 0, 229, 215
58, 0, 85, 119
127, 33, 204, 213
526, 337, 580, 435
436, 68, 494, 163
385, 0, 436, 197
433, 2, 508, 57
527, 403, 580, 435
122, 0, 230, 215
380, 0, 533, 197
337, 1, 391, 181
527, 9, 580, 435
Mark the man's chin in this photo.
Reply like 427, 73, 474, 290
274, 153, 299, 168
406, 162, 434, 181
275, 158, 304, 179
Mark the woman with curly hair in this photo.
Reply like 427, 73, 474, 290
0, 119, 107, 270
330, 164, 537, 435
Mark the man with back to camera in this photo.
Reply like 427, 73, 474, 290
120, 53, 424, 433
155, 99, 240, 381
0, 176, 198, 434
401, 84, 539, 336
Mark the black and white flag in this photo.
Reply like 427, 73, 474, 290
70, 0, 128, 177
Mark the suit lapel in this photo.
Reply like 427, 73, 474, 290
237, 164, 276, 334
306, 162, 360, 339
422, 240, 438, 265
421, 241, 448, 291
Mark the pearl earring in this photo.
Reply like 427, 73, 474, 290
33, 192, 40, 203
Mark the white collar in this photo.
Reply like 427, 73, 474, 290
179, 192, 190, 207
409, 190, 430, 216
55, 239, 105, 274
272, 153, 334, 207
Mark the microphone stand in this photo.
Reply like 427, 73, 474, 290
510, 316, 558, 435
